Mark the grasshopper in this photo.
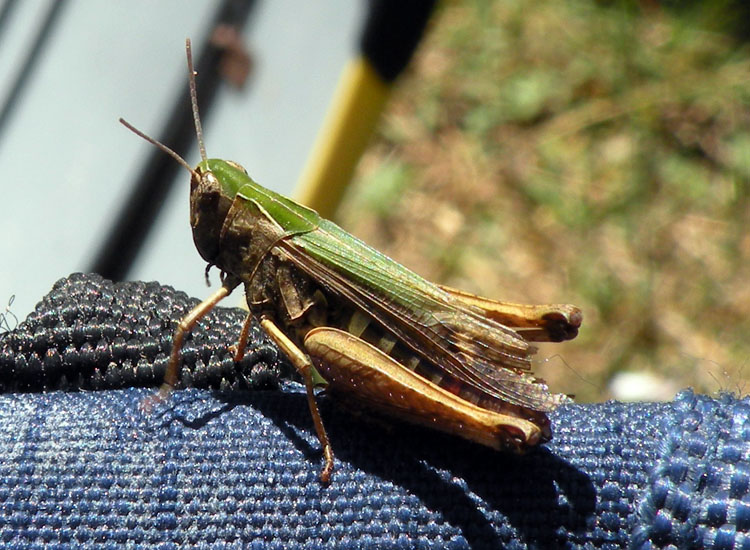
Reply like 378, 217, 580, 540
122, 40, 582, 483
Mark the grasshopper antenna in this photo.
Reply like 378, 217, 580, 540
119, 39, 207, 180
119, 118, 199, 181
186, 38, 208, 164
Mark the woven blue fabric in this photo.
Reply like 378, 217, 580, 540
1, 275, 748, 548
1, 387, 747, 548
633, 393, 750, 550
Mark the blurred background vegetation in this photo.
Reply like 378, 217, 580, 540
337, 0, 750, 403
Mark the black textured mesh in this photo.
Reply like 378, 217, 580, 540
0, 273, 290, 393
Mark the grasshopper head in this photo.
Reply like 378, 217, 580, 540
189, 164, 228, 264
189, 158, 249, 264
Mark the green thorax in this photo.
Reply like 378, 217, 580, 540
203, 158, 321, 235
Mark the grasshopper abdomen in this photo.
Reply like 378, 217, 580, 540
245, 252, 559, 452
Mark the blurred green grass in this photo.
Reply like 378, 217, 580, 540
338, 0, 750, 403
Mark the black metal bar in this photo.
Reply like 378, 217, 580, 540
0, 0, 21, 51
360, 0, 437, 83
0, 0, 69, 142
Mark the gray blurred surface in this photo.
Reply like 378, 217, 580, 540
0, 0, 362, 321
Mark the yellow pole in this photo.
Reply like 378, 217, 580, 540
293, 57, 390, 219
293, 1, 437, 219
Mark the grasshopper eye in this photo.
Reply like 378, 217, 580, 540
225, 160, 248, 175
203, 171, 223, 196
